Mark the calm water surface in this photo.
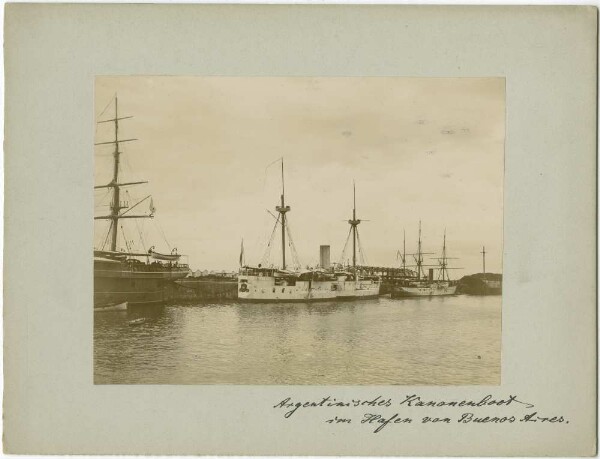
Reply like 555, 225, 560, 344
94, 295, 501, 385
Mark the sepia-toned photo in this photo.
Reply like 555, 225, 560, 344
94, 76, 504, 385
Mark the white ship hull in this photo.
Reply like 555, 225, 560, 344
392, 282, 457, 297
238, 274, 381, 302
238, 275, 336, 302
335, 279, 381, 299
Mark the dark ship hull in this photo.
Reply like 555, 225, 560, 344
94, 256, 189, 310
456, 273, 502, 296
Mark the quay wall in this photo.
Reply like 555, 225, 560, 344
165, 279, 238, 302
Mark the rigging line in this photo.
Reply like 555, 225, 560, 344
97, 94, 116, 119
101, 221, 113, 250
263, 215, 281, 266
120, 195, 151, 217
261, 214, 281, 266
265, 157, 283, 170
356, 232, 364, 265
120, 225, 131, 253
154, 217, 172, 251
94, 95, 115, 139
262, 157, 284, 195
338, 226, 352, 266
94, 189, 112, 208
284, 218, 302, 269
100, 220, 112, 248
122, 150, 135, 179
134, 217, 147, 252
339, 228, 352, 267
93, 220, 106, 250
356, 227, 367, 265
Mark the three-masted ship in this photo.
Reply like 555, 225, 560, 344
237, 161, 380, 302
391, 222, 459, 297
94, 97, 189, 310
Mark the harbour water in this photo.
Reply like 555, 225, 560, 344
94, 295, 501, 385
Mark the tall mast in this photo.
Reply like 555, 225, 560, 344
95, 96, 152, 252
440, 229, 447, 281
348, 181, 361, 269
402, 229, 406, 273
481, 246, 486, 278
417, 220, 423, 279
109, 97, 121, 251
353, 182, 356, 267
275, 158, 290, 269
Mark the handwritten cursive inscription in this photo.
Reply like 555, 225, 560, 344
274, 395, 391, 418
272, 394, 568, 433
399, 394, 535, 409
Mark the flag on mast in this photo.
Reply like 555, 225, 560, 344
239, 238, 245, 267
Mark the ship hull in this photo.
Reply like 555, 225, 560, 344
335, 280, 381, 299
238, 275, 381, 302
480, 280, 502, 295
238, 276, 337, 302
94, 257, 188, 309
456, 275, 502, 295
391, 283, 457, 298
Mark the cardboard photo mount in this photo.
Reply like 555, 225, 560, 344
3, 4, 597, 456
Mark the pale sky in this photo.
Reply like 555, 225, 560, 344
95, 77, 504, 276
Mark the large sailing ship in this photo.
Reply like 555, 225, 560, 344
391, 222, 459, 298
237, 161, 380, 302
94, 97, 189, 310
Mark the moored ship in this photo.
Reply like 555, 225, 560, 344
391, 223, 459, 298
238, 268, 338, 302
332, 182, 381, 298
237, 162, 380, 302
456, 247, 502, 295
238, 159, 337, 302
94, 97, 189, 310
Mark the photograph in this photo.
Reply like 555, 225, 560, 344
5, 4, 596, 455
94, 76, 505, 385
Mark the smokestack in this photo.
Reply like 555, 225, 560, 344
320, 245, 331, 269
428, 268, 434, 281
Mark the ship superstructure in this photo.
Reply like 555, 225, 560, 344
94, 97, 189, 310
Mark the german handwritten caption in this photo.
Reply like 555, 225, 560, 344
273, 394, 568, 433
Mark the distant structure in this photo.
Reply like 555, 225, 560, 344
320, 245, 331, 269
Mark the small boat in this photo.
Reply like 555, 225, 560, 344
128, 318, 146, 326
94, 301, 128, 312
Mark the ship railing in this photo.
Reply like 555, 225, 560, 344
239, 267, 277, 277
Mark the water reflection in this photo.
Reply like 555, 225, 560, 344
94, 295, 501, 385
